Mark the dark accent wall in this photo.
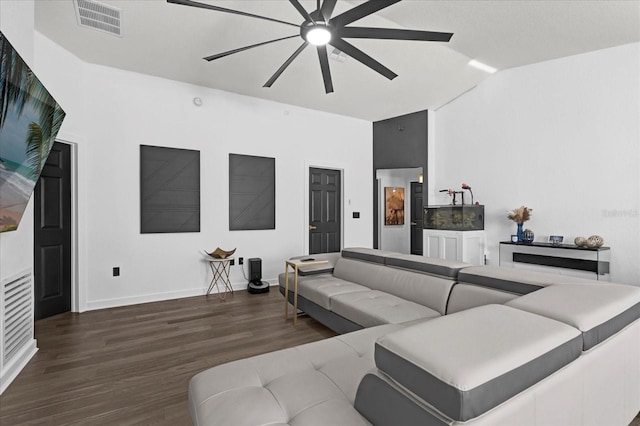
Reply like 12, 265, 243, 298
373, 110, 428, 248
229, 154, 275, 230
140, 145, 200, 233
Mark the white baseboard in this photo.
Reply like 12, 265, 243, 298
0, 339, 38, 395
84, 279, 277, 311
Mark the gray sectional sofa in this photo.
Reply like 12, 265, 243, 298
189, 248, 640, 425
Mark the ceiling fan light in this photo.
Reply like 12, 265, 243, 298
306, 27, 331, 45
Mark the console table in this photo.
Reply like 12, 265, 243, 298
499, 242, 610, 280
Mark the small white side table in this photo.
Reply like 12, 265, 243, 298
205, 257, 234, 300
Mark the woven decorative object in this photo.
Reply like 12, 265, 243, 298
206, 247, 236, 259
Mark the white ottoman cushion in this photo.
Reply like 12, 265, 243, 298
507, 283, 640, 350
374, 304, 582, 421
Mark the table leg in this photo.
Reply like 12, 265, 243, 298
284, 264, 290, 320
222, 261, 233, 296
214, 262, 224, 300
293, 265, 299, 325
206, 262, 216, 296
207, 261, 231, 300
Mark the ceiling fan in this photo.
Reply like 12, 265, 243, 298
167, 0, 453, 93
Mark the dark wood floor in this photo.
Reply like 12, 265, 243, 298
0, 290, 335, 425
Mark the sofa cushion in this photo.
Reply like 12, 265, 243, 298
446, 283, 520, 314
189, 324, 402, 426
388, 268, 454, 315
333, 258, 454, 315
385, 253, 470, 278
333, 258, 397, 290
341, 247, 395, 264
458, 265, 604, 295
457, 265, 545, 294
331, 290, 440, 327
506, 283, 640, 351
299, 277, 370, 310
374, 304, 582, 421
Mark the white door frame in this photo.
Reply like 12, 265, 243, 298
55, 137, 83, 313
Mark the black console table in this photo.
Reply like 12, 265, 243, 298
499, 242, 610, 280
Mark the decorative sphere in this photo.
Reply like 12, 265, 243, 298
574, 236, 586, 247
586, 235, 604, 248
522, 229, 535, 243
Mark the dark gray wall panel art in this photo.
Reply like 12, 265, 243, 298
229, 154, 275, 230
140, 145, 200, 233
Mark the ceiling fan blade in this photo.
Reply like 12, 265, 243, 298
204, 35, 299, 61
330, 38, 397, 80
264, 42, 309, 88
167, 0, 300, 28
338, 27, 453, 42
317, 45, 334, 93
289, 0, 315, 23
320, 0, 338, 21
330, 0, 401, 28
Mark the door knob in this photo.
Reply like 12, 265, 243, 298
309, 225, 317, 230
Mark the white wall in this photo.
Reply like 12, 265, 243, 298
33, 36, 372, 311
0, 2, 36, 286
0, 0, 36, 280
434, 43, 640, 285
377, 167, 421, 253
0, 0, 38, 394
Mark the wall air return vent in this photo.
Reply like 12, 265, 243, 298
2, 270, 33, 365
74, 0, 123, 37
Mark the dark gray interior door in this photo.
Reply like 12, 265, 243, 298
34, 142, 71, 320
309, 167, 341, 254
410, 181, 423, 255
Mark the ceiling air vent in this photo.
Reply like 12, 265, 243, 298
74, 0, 123, 37
329, 48, 346, 63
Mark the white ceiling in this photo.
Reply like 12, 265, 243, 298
34, 0, 640, 121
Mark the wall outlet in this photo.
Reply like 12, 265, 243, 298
239, 257, 244, 265
113, 267, 120, 277
230, 258, 235, 266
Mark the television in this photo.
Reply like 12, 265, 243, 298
0, 31, 66, 232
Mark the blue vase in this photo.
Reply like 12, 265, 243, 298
516, 223, 523, 242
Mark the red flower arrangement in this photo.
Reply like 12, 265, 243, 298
461, 183, 474, 204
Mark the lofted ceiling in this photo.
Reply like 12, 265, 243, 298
34, 0, 640, 121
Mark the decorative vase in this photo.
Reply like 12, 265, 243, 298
574, 236, 586, 247
586, 235, 604, 248
516, 223, 523, 242
522, 228, 535, 244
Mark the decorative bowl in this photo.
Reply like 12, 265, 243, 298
549, 235, 563, 245
206, 247, 237, 259
586, 235, 604, 248
574, 236, 586, 247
